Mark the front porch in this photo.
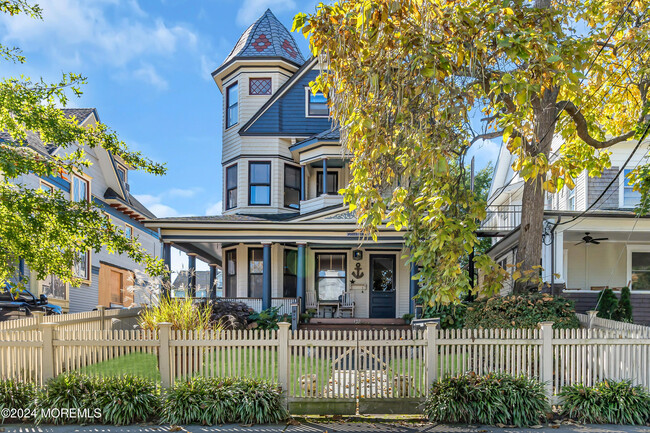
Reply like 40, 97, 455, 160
147, 215, 417, 320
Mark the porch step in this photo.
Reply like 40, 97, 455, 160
299, 318, 410, 331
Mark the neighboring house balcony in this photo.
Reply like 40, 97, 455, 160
480, 204, 522, 236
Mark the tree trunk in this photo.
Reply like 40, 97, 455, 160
514, 88, 558, 293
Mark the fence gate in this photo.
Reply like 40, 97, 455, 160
287, 329, 427, 415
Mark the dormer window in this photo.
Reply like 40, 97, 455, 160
306, 89, 328, 117
117, 166, 127, 184
249, 78, 272, 95
226, 82, 239, 128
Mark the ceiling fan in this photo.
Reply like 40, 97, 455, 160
575, 232, 608, 245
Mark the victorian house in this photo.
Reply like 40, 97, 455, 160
145, 10, 418, 320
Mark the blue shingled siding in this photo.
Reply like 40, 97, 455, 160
245, 69, 333, 135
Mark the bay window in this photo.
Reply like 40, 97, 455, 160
226, 164, 237, 209
284, 164, 300, 209
249, 162, 271, 205
226, 82, 239, 128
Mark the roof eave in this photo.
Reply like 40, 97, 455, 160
211, 57, 303, 91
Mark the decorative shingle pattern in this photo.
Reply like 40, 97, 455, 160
219, 9, 305, 68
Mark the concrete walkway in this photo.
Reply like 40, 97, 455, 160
1, 423, 649, 433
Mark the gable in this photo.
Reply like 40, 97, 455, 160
241, 64, 332, 136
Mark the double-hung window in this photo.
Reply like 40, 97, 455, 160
226, 164, 238, 209
249, 162, 271, 205
225, 250, 237, 297
226, 82, 239, 128
72, 175, 89, 203
74, 250, 90, 281
631, 251, 650, 290
622, 169, 641, 208
567, 188, 575, 210
306, 89, 328, 117
248, 248, 264, 298
284, 164, 301, 209
283, 249, 297, 297
316, 171, 338, 196
316, 253, 346, 301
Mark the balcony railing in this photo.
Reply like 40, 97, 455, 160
481, 205, 522, 233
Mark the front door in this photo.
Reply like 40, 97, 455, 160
369, 255, 396, 318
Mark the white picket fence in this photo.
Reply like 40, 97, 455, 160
1, 321, 649, 411
0, 307, 141, 332
576, 311, 650, 337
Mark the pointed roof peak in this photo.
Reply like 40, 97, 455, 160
214, 8, 305, 77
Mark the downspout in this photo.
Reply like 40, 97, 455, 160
550, 216, 561, 295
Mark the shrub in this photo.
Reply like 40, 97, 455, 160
424, 373, 548, 427
421, 302, 466, 329
560, 380, 650, 424
139, 296, 211, 331
35, 373, 159, 425
464, 293, 580, 329
206, 300, 253, 329
596, 289, 618, 320
161, 377, 288, 425
0, 379, 37, 422
248, 306, 289, 330
612, 287, 633, 323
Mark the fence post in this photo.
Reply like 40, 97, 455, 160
41, 322, 57, 383
587, 310, 598, 329
97, 305, 106, 331
540, 321, 554, 402
31, 311, 45, 327
426, 322, 438, 389
159, 322, 172, 388
278, 322, 290, 406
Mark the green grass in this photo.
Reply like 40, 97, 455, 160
79, 351, 161, 381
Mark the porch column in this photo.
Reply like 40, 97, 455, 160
162, 242, 172, 297
297, 243, 307, 313
18, 258, 25, 283
554, 230, 565, 284
409, 261, 418, 315
188, 254, 197, 298
300, 165, 306, 201
262, 242, 272, 310
209, 264, 219, 300
322, 158, 328, 195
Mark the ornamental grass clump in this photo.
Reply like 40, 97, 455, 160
161, 376, 288, 425
34, 373, 160, 425
139, 295, 211, 331
424, 372, 549, 427
560, 380, 650, 425
0, 379, 37, 422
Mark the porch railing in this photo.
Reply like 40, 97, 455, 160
481, 204, 522, 232
218, 297, 297, 315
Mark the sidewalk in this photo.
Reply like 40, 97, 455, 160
1, 422, 649, 433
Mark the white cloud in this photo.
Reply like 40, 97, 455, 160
169, 187, 202, 198
135, 193, 179, 218
467, 139, 500, 169
133, 64, 168, 90
205, 201, 223, 216
236, 0, 296, 27
0, 0, 198, 79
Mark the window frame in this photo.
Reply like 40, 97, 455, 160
627, 245, 650, 292
248, 161, 272, 206
116, 166, 127, 184
40, 274, 67, 301
124, 223, 133, 240
226, 81, 239, 129
315, 252, 347, 302
71, 174, 91, 203
249, 77, 272, 96
316, 170, 339, 197
226, 164, 238, 210
567, 187, 575, 210
283, 248, 297, 298
73, 250, 91, 284
620, 168, 641, 209
305, 87, 329, 118
40, 180, 55, 193
284, 164, 301, 209
248, 247, 264, 298
225, 249, 237, 298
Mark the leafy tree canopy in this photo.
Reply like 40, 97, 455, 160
0, 0, 166, 290
295, 0, 650, 302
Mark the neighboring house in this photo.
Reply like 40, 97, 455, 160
172, 270, 222, 298
145, 9, 418, 320
481, 137, 650, 324
6, 108, 162, 313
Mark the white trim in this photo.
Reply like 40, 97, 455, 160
626, 244, 650, 290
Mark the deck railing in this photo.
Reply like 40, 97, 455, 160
481, 204, 522, 233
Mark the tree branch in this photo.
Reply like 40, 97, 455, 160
557, 100, 635, 149
471, 130, 504, 144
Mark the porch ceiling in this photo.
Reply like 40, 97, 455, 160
172, 241, 222, 267
563, 230, 650, 243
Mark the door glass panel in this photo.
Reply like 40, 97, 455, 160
372, 257, 394, 292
